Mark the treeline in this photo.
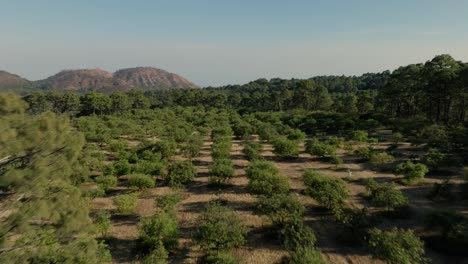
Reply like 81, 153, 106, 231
22, 55, 467, 126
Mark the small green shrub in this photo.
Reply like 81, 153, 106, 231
201, 251, 239, 264
165, 161, 197, 187
368, 228, 426, 264
281, 246, 325, 264
272, 138, 300, 159
95, 210, 111, 237
127, 174, 155, 190
328, 136, 345, 148
365, 179, 408, 210
354, 147, 374, 160
303, 170, 348, 212
287, 129, 306, 142
142, 245, 168, 264
114, 159, 131, 175
245, 160, 279, 179
194, 202, 248, 251
394, 161, 429, 185
243, 141, 263, 161
132, 160, 166, 176
95, 175, 118, 192
248, 174, 290, 196
422, 148, 451, 169
113, 193, 138, 215
97, 241, 112, 263
257, 194, 305, 226
368, 152, 395, 169
350, 130, 368, 142
138, 212, 179, 251
108, 139, 127, 152
155, 192, 182, 212
279, 220, 317, 250
209, 158, 234, 184
305, 139, 336, 158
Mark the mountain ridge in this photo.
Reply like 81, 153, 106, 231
0, 67, 199, 94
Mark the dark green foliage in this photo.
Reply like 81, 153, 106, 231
194, 203, 248, 251
112, 193, 138, 215
142, 244, 169, 264
257, 194, 305, 226
427, 180, 454, 202
272, 137, 300, 159
243, 141, 263, 161
327, 155, 343, 165
424, 210, 468, 251
246, 160, 279, 179
147, 140, 177, 160
108, 139, 127, 152
155, 192, 182, 212
354, 146, 374, 160
165, 161, 196, 187
368, 228, 426, 264
180, 134, 204, 158
127, 174, 155, 190
394, 161, 429, 185
279, 220, 317, 250
305, 138, 336, 158
209, 158, 234, 184
201, 251, 239, 264
365, 179, 408, 210
287, 128, 306, 142
368, 152, 395, 169
94, 175, 118, 192
95, 210, 111, 237
114, 159, 131, 175
132, 159, 167, 176
248, 174, 290, 196
303, 170, 348, 212
281, 246, 325, 264
211, 126, 233, 139
350, 130, 368, 142
138, 212, 179, 251
422, 148, 451, 169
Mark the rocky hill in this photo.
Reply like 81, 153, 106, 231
0, 71, 33, 94
0, 67, 198, 93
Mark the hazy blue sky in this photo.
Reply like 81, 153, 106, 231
1, 0, 468, 86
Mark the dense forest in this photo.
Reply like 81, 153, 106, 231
1, 54, 467, 263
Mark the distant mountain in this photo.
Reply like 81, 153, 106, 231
0, 67, 199, 94
0, 71, 34, 94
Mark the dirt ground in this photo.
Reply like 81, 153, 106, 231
91, 136, 468, 264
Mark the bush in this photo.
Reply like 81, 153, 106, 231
141, 140, 177, 160
138, 212, 179, 251
108, 139, 127, 152
287, 129, 306, 142
354, 147, 374, 160
272, 138, 300, 159
279, 220, 317, 250
427, 180, 454, 202
165, 161, 197, 187
114, 159, 131, 175
211, 140, 231, 160
328, 136, 345, 148
97, 240, 112, 263
155, 192, 182, 212
201, 251, 239, 264
257, 194, 305, 226
248, 174, 290, 196
305, 139, 336, 158
424, 210, 468, 251
127, 174, 155, 190
422, 148, 451, 169
257, 123, 279, 141
368, 152, 395, 169
194, 202, 248, 251
392, 132, 403, 144
243, 141, 263, 161
180, 134, 204, 158
281, 246, 325, 264
368, 228, 426, 264
209, 158, 234, 184
365, 179, 408, 210
303, 170, 348, 212
327, 155, 343, 165
245, 160, 279, 179
142, 245, 168, 264
94, 175, 117, 192
211, 126, 233, 139
113, 193, 138, 215
350, 130, 368, 142
95, 210, 111, 237
132, 160, 166, 176
394, 161, 429, 185
232, 121, 254, 139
